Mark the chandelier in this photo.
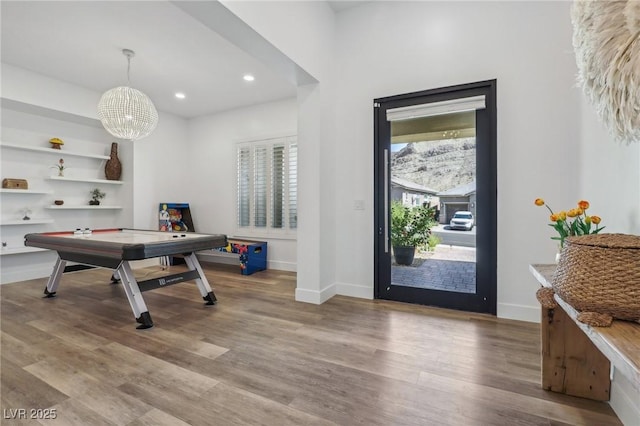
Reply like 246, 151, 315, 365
97, 49, 158, 141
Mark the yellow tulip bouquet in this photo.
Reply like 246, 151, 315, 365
534, 198, 605, 248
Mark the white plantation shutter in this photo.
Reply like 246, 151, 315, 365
237, 147, 251, 227
254, 146, 268, 228
288, 141, 297, 229
236, 136, 297, 236
271, 144, 285, 228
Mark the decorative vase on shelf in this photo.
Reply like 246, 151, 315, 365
105, 142, 122, 180
58, 169, 64, 177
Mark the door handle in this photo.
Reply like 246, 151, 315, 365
384, 148, 389, 253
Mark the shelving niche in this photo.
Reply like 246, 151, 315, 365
1, 98, 133, 283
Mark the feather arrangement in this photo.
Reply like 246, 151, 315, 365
572, 0, 640, 144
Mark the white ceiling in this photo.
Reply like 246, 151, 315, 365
1, 1, 319, 119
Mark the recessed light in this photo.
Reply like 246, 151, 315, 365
243, 74, 255, 82
175, 92, 186, 99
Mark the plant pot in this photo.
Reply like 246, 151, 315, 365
89, 200, 100, 206
393, 246, 416, 266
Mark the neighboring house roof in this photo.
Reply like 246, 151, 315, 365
391, 176, 438, 195
437, 180, 476, 197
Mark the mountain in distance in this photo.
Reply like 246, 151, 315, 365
391, 138, 476, 192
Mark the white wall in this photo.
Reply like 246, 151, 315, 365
577, 66, 640, 426
5, 1, 638, 315
1, 63, 192, 235
132, 111, 190, 230
220, 0, 338, 300
1, 63, 189, 278
0, 106, 128, 283
1, 64, 101, 119
184, 98, 298, 271
578, 95, 640, 234
329, 1, 581, 319
223, 1, 591, 311
220, 0, 335, 82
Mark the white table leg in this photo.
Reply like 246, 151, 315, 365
117, 261, 154, 329
44, 256, 67, 297
183, 252, 217, 305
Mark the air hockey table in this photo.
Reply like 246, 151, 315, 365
24, 228, 227, 329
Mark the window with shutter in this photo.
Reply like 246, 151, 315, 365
236, 136, 297, 237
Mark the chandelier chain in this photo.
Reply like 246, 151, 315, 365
126, 55, 131, 86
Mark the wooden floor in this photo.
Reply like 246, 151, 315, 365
1, 263, 621, 426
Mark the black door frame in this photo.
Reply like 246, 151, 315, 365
374, 80, 497, 314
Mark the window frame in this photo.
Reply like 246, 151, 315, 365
235, 134, 297, 240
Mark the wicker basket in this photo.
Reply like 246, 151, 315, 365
552, 233, 640, 324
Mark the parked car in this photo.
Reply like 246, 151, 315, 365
450, 211, 474, 231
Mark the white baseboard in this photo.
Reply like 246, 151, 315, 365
610, 370, 640, 426
268, 260, 296, 272
1, 266, 52, 284
336, 281, 373, 299
497, 303, 540, 323
0, 259, 157, 285
295, 283, 336, 304
197, 251, 237, 266
130, 258, 159, 269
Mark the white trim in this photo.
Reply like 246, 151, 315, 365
386, 95, 486, 121
610, 371, 640, 426
336, 281, 374, 299
295, 283, 336, 304
0, 246, 49, 255
198, 251, 238, 266
496, 303, 540, 323
233, 230, 296, 241
234, 132, 296, 145
268, 260, 296, 272
1, 265, 53, 284
130, 259, 160, 270
1, 219, 54, 225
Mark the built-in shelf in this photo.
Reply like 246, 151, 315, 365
1, 219, 54, 225
0, 246, 49, 256
46, 176, 123, 185
0, 188, 53, 194
45, 205, 122, 210
1, 142, 110, 160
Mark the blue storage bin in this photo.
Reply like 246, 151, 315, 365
218, 239, 267, 275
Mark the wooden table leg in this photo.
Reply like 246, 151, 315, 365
541, 304, 611, 401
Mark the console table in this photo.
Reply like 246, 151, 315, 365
529, 264, 640, 402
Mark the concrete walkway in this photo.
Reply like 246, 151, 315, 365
391, 245, 476, 293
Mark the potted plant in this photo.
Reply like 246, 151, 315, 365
89, 188, 106, 205
390, 201, 436, 265
50, 158, 67, 177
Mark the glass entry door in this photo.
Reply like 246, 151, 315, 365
374, 81, 497, 314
